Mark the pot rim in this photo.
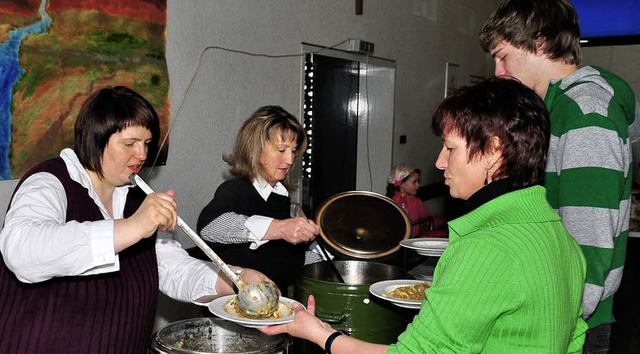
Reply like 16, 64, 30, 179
298, 260, 413, 286
150, 317, 288, 354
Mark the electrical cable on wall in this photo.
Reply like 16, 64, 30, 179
145, 39, 352, 176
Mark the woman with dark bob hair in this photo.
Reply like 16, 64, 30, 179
197, 106, 319, 293
0, 86, 273, 353
260, 78, 588, 353
74, 84, 160, 179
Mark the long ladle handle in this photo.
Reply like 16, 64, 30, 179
129, 174, 243, 288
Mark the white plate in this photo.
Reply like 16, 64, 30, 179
415, 249, 445, 257
400, 238, 449, 250
369, 279, 432, 310
400, 238, 448, 257
208, 295, 299, 328
417, 253, 443, 257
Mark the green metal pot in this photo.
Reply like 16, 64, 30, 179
293, 191, 414, 352
294, 260, 414, 344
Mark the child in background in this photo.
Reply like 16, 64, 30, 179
386, 164, 443, 237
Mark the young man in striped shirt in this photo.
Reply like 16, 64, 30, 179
480, 0, 640, 352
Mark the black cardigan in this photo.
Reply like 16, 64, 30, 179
197, 178, 307, 292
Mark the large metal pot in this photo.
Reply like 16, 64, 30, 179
294, 260, 414, 346
292, 191, 414, 353
149, 317, 291, 354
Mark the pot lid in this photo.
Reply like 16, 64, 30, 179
315, 191, 411, 259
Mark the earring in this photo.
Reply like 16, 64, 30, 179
484, 169, 489, 186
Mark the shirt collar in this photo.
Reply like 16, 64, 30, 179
252, 178, 289, 201
463, 177, 520, 214
60, 148, 94, 190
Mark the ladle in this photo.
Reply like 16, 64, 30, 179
290, 203, 345, 283
129, 174, 279, 318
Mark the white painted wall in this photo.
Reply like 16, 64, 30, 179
354, 61, 396, 194
155, 0, 500, 242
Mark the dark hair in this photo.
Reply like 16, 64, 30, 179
431, 77, 550, 188
73, 86, 160, 179
224, 105, 307, 190
479, 0, 582, 65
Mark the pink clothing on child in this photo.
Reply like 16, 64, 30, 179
391, 191, 431, 237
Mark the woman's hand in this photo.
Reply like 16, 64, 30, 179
264, 217, 319, 244
259, 295, 333, 341
114, 190, 178, 252
136, 190, 179, 233
259, 296, 389, 354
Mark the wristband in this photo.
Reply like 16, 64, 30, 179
324, 331, 344, 354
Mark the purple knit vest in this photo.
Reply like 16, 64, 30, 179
0, 158, 159, 353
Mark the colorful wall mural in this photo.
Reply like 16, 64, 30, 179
0, 0, 170, 180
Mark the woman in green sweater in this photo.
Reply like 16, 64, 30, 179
260, 77, 588, 353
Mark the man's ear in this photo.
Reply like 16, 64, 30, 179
535, 38, 548, 57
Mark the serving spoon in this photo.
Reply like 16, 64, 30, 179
129, 174, 279, 318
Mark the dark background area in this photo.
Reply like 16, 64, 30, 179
611, 236, 640, 353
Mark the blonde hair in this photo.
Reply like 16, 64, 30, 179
224, 106, 306, 190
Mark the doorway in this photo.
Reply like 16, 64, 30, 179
298, 44, 395, 218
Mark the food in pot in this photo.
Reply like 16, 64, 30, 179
173, 334, 215, 351
385, 281, 431, 301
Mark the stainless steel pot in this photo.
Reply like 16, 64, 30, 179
301, 259, 412, 284
149, 317, 291, 354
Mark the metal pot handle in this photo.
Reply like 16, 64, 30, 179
317, 313, 348, 324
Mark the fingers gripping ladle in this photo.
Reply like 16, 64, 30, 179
128, 174, 279, 318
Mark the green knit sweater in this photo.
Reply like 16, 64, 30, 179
544, 66, 640, 329
388, 186, 587, 353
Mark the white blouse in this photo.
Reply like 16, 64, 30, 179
0, 148, 219, 304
